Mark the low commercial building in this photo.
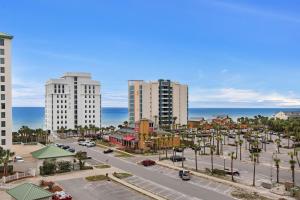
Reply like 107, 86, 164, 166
187, 118, 205, 129
6, 183, 53, 200
31, 145, 75, 174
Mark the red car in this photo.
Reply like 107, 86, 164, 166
52, 191, 72, 200
141, 159, 156, 166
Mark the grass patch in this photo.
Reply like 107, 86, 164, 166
95, 164, 111, 169
113, 172, 132, 179
114, 152, 133, 158
231, 189, 272, 200
85, 175, 109, 182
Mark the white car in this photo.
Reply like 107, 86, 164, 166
14, 156, 24, 162
78, 141, 88, 146
86, 141, 96, 147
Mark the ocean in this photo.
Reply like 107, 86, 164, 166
12, 107, 300, 131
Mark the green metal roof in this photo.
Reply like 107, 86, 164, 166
31, 145, 75, 159
0, 32, 13, 39
7, 183, 53, 200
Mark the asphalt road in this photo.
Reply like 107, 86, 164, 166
66, 142, 234, 200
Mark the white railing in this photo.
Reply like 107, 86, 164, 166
2, 169, 36, 183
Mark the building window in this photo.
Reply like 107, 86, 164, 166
0, 49, 4, 55
0, 67, 4, 73
1, 130, 5, 136
1, 121, 5, 127
0, 76, 4, 82
1, 139, 5, 146
0, 39, 4, 46
1, 112, 5, 118
1, 85, 5, 91
0, 58, 4, 64
1, 103, 5, 109
1, 94, 4, 100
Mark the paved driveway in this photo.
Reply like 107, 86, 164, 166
58, 178, 151, 200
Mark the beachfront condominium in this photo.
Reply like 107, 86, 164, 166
45, 72, 101, 133
128, 79, 188, 128
0, 33, 13, 149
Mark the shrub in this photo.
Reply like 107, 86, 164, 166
40, 159, 56, 175
86, 175, 108, 181
0, 165, 13, 175
57, 161, 71, 173
112, 172, 132, 179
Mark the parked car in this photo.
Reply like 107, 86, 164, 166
174, 148, 183, 152
86, 141, 96, 147
62, 145, 70, 150
52, 191, 72, 200
225, 169, 240, 176
141, 159, 156, 166
14, 156, 24, 162
78, 141, 88, 146
103, 149, 114, 154
55, 143, 63, 148
179, 170, 190, 180
170, 155, 185, 162
78, 138, 85, 142
249, 148, 262, 153
67, 148, 75, 153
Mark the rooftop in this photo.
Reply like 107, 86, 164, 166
62, 72, 91, 78
0, 32, 13, 39
6, 183, 53, 200
31, 145, 75, 159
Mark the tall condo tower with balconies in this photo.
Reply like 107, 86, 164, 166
128, 79, 188, 128
45, 72, 101, 133
0, 32, 13, 149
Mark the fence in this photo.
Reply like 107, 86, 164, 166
1, 169, 36, 183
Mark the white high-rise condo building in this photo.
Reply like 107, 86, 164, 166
0, 33, 13, 149
128, 79, 188, 128
45, 73, 101, 133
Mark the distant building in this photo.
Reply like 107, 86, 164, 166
187, 117, 205, 129
0, 32, 13, 149
128, 79, 188, 128
275, 111, 300, 120
45, 72, 101, 132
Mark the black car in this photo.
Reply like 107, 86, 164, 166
67, 148, 75, 153
174, 148, 184, 152
103, 149, 114, 154
170, 155, 186, 162
62, 145, 70, 150
249, 148, 262, 153
225, 169, 240, 176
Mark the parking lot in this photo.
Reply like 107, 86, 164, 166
57, 178, 152, 200
124, 165, 232, 200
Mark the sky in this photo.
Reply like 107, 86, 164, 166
1, 0, 300, 108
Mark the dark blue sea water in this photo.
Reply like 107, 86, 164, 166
12, 107, 300, 131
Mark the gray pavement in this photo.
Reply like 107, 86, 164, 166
65, 142, 234, 200
58, 178, 151, 200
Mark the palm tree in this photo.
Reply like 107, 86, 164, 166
288, 152, 296, 187
275, 138, 281, 153
154, 115, 158, 129
273, 157, 280, 184
192, 144, 200, 171
238, 139, 244, 160
251, 152, 259, 186
0, 147, 15, 176
228, 152, 235, 182
172, 117, 177, 130
210, 145, 216, 175
234, 140, 239, 159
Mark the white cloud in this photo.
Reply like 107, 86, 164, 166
190, 88, 300, 108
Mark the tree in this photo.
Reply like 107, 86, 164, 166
238, 139, 244, 160
0, 147, 15, 176
288, 152, 296, 187
192, 145, 200, 171
210, 145, 216, 175
228, 152, 235, 182
275, 138, 281, 153
234, 140, 239, 160
251, 152, 259, 186
273, 158, 280, 184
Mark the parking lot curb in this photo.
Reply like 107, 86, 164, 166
109, 175, 167, 200
156, 161, 288, 200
